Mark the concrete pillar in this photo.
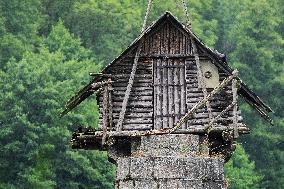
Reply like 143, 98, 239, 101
108, 134, 225, 189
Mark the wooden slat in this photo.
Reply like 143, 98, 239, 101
113, 86, 152, 92
156, 59, 162, 129
232, 79, 239, 138
114, 117, 152, 124
123, 124, 152, 130
102, 85, 108, 144
180, 59, 186, 129
112, 82, 152, 88
173, 59, 180, 125
187, 117, 243, 125
162, 59, 168, 128
153, 59, 158, 129
112, 74, 152, 79
168, 59, 174, 128
114, 90, 153, 96
110, 96, 152, 102
161, 22, 166, 54
109, 107, 153, 113
112, 101, 152, 107
112, 112, 153, 118
165, 22, 169, 54
108, 81, 113, 131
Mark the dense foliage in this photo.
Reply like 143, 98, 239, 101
0, 0, 283, 188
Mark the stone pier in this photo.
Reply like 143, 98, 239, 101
108, 134, 225, 189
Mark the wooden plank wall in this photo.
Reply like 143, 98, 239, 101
97, 19, 243, 132
153, 58, 187, 129
140, 21, 192, 56
99, 58, 153, 131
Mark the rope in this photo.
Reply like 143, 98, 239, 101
141, 0, 153, 33
116, 0, 153, 131
181, 0, 192, 29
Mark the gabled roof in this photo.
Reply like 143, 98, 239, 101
61, 12, 273, 124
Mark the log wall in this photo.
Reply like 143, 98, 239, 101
99, 58, 153, 131
98, 18, 243, 132
140, 21, 192, 55
153, 58, 186, 129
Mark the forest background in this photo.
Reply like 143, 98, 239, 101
0, 0, 283, 189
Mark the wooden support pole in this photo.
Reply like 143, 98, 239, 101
232, 78, 239, 138
102, 85, 109, 145
108, 79, 113, 131
76, 126, 249, 139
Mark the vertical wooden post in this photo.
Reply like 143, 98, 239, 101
102, 85, 109, 144
156, 59, 162, 129
180, 59, 186, 129
232, 79, 239, 139
108, 79, 113, 131
162, 59, 168, 128
168, 59, 174, 128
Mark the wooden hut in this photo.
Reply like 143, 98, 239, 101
62, 12, 272, 159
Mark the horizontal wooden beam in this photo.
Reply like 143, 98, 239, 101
125, 54, 213, 59
89, 73, 113, 77
74, 126, 250, 139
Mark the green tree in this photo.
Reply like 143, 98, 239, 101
0, 0, 44, 68
215, 0, 284, 188
0, 21, 115, 189
225, 144, 262, 189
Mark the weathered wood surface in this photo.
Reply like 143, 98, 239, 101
192, 39, 213, 126
153, 58, 186, 129
170, 70, 239, 133
97, 56, 243, 132
102, 85, 108, 144
139, 21, 193, 56
97, 70, 240, 137
79, 125, 249, 139
116, 41, 143, 131
185, 59, 243, 130
232, 78, 239, 138
108, 80, 113, 131
96, 20, 244, 132
98, 58, 153, 131
204, 101, 237, 133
